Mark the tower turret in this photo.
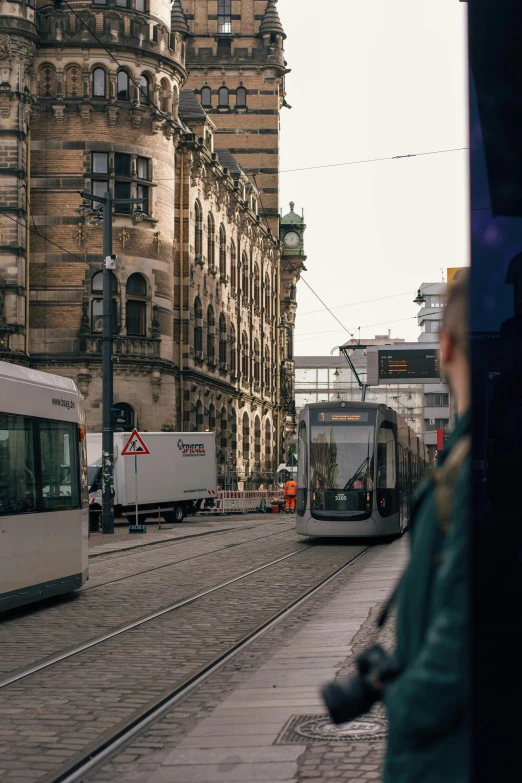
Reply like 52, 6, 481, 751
171, 0, 190, 37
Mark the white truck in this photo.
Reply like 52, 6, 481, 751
87, 432, 217, 526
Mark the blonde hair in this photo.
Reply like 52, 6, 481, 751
443, 269, 469, 357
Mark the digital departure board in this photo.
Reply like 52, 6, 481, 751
314, 411, 369, 424
378, 349, 440, 381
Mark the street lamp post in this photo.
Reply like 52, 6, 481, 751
78, 190, 145, 534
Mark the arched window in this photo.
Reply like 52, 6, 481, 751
241, 332, 249, 378
201, 86, 212, 108
219, 313, 227, 367
219, 225, 227, 277
236, 86, 247, 108
39, 63, 57, 98
207, 306, 216, 363
117, 70, 129, 101
230, 240, 237, 289
254, 416, 261, 462
218, 86, 229, 108
253, 339, 260, 383
230, 323, 237, 375
264, 273, 271, 317
160, 77, 170, 114
242, 412, 250, 461
194, 297, 203, 356
207, 213, 216, 269
220, 407, 228, 453
253, 264, 260, 308
264, 345, 271, 389
241, 253, 249, 298
230, 408, 237, 456
91, 271, 118, 334
265, 419, 271, 463
139, 74, 150, 105
126, 273, 147, 336
92, 68, 106, 98
196, 399, 204, 430
209, 403, 216, 432
194, 200, 203, 259
65, 64, 81, 98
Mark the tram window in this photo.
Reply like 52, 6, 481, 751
297, 421, 308, 487
310, 417, 375, 491
377, 423, 397, 489
0, 414, 37, 515
39, 421, 80, 510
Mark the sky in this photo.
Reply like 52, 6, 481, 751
277, 0, 470, 356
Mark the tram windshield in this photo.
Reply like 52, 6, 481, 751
310, 412, 375, 492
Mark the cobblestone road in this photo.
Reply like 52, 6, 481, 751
84, 544, 398, 783
0, 517, 297, 678
0, 515, 370, 783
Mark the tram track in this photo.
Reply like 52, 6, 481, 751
0, 540, 322, 690
83, 522, 298, 593
0, 541, 372, 783
38, 546, 371, 783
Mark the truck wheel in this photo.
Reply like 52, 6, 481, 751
173, 505, 185, 523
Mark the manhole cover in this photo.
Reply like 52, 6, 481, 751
275, 712, 388, 745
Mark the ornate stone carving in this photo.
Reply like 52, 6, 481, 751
117, 229, 130, 250
130, 110, 143, 129
0, 37, 13, 64
73, 223, 88, 246
76, 367, 92, 397
106, 105, 119, 127
151, 371, 162, 402
0, 93, 11, 119
52, 104, 66, 124
79, 103, 92, 123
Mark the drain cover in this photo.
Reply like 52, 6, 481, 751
275, 713, 388, 745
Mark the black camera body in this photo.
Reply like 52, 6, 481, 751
322, 645, 401, 725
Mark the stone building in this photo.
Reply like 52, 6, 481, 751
0, 0, 303, 488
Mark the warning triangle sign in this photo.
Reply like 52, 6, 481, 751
121, 429, 151, 456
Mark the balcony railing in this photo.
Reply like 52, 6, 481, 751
86, 335, 160, 359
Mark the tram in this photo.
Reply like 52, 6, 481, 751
0, 362, 89, 611
296, 401, 428, 538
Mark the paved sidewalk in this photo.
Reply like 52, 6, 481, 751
144, 537, 408, 783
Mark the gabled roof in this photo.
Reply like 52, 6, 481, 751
179, 89, 207, 120
259, 0, 287, 39
171, 0, 190, 36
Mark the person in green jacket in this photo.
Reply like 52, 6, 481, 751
378, 271, 471, 783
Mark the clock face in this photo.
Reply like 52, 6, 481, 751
284, 231, 300, 249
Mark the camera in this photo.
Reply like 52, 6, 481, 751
322, 645, 401, 725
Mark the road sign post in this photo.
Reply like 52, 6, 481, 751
121, 429, 151, 533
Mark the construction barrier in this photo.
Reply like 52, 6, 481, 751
202, 490, 278, 516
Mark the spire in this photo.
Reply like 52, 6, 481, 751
171, 0, 190, 36
259, 0, 287, 39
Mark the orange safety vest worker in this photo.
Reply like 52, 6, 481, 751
284, 479, 297, 512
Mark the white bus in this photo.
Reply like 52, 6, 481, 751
0, 362, 89, 612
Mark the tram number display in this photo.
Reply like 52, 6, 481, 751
378, 349, 441, 380
316, 412, 369, 423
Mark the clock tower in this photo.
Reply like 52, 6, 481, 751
279, 202, 307, 461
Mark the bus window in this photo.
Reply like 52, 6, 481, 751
0, 414, 37, 514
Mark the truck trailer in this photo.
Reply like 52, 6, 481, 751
87, 432, 217, 526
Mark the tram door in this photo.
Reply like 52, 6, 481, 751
296, 418, 308, 517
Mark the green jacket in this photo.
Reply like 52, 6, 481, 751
383, 411, 470, 783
